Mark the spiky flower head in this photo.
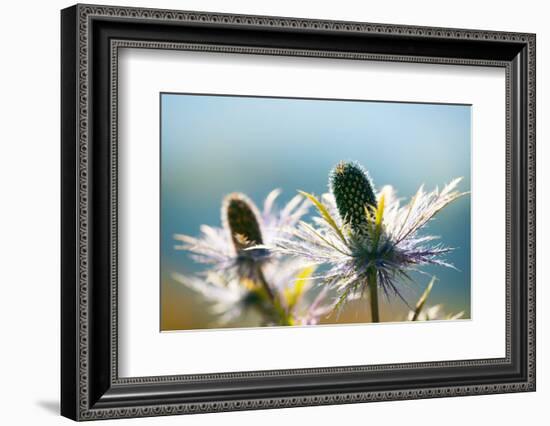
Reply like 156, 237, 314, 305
273, 162, 467, 311
330, 161, 377, 232
174, 190, 310, 280
223, 193, 264, 252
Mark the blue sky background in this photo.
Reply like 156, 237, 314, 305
160, 93, 471, 329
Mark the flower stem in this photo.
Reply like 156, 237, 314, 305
256, 266, 292, 325
368, 268, 380, 323
256, 266, 275, 301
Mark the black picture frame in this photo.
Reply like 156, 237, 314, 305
61, 4, 536, 421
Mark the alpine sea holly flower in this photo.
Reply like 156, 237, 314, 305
273, 161, 467, 322
173, 190, 318, 326
173, 190, 309, 282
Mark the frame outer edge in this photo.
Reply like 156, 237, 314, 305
66, 4, 536, 421
61, 4, 80, 421
527, 33, 536, 390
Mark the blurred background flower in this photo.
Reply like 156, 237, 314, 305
172, 191, 333, 327
173, 190, 308, 280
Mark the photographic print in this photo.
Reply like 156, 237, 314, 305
161, 93, 471, 331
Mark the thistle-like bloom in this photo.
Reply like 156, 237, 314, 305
273, 161, 467, 314
174, 190, 309, 281
172, 190, 333, 327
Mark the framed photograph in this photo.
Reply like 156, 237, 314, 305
61, 4, 536, 421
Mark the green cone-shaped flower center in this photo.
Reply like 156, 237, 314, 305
330, 161, 377, 232
224, 193, 264, 252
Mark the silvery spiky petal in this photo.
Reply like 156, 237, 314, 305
274, 170, 467, 309
297, 286, 335, 325
173, 190, 309, 280
172, 272, 248, 324
261, 189, 310, 241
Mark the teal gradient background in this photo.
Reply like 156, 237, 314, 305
160, 93, 471, 330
